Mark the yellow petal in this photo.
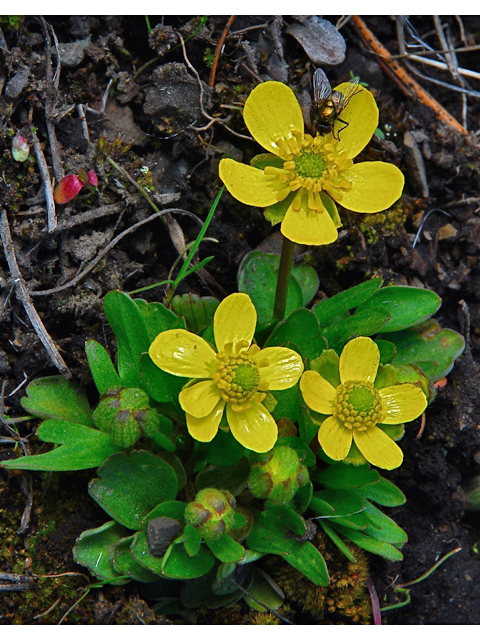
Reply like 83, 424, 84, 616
318, 415, 352, 461
379, 384, 427, 424
179, 380, 223, 418
149, 329, 216, 378
280, 192, 339, 245
300, 370, 336, 414
339, 337, 379, 384
219, 158, 282, 207
328, 84, 379, 159
214, 293, 256, 353
255, 347, 304, 390
243, 81, 304, 156
186, 399, 226, 442
226, 401, 277, 453
353, 426, 403, 470
332, 161, 404, 213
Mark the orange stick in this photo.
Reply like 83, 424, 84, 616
351, 15, 467, 135
209, 15, 236, 88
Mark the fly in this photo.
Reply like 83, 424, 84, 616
311, 68, 361, 140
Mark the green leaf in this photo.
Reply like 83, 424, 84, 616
103, 290, 151, 388
171, 294, 219, 334
265, 505, 307, 536
388, 319, 465, 381
320, 306, 390, 352
264, 192, 295, 225
206, 534, 245, 563
139, 353, 184, 408
329, 523, 404, 561
312, 462, 380, 490
130, 530, 166, 576
246, 510, 329, 586
310, 490, 368, 530
194, 429, 245, 467
375, 339, 396, 364
141, 500, 186, 530
89, 450, 178, 529
156, 452, 186, 492
355, 285, 442, 333
310, 349, 340, 388
237, 251, 318, 326
265, 308, 327, 360
73, 521, 130, 582
298, 406, 321, 447
312, 278, 383, 326
195, 457, 250, 496
1, 419, 122, 471
271, 385, 301, 423
362, 502, 408, 547
183, 523, 202, 557
85, 340, 121, 395
319, 521, 356, 562
356, 476, 406, 507
111, 535, 160, 582
243, 568, 284, 613
162, 540, 215, 579
250, 153, 285, 170
20, 376, 93, 427
134, 298, 185, 341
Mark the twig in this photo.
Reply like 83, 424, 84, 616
39, 17, 64, 183
30, 128, 57, 232
0, 573, 35, 592
367, 578, 382, 625
209, 16, 236, 88
106, 156, 186, 255
351, 15, 468, 135
29, 208, 194, 297
178, 33, 253, 141
33, 597, 62, 620
17, 475, 33, 535
404, 55, 480, 83
0, 210, 70, 377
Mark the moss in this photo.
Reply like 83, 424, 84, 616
267, 530, 372, 624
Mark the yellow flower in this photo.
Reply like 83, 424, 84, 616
300, 337, 427, 470
149, 293, 304, 453
219, 81, 404, 246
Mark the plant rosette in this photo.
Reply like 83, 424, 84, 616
300, 337, 427, 470
149, 292, 304, 453
219, 81, 404, 245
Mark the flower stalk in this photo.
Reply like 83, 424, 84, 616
273, 235, 296, 322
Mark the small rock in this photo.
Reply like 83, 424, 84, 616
215, 140, 243, 163
147, 517, 181, 556
143, 62, 211, 128
149, 24, 178, 57
439, 223, 458, 240
286, 16, 346, 66
5, 67, 30, 99
103, 101, 146, 146
55, 37, 90, 67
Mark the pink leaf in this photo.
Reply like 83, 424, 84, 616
54, 174, 84, 204
87, 169, 98, 187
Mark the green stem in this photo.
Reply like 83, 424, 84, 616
273, 236, 296, 322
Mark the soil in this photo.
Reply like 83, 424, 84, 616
1, 15, 480, 625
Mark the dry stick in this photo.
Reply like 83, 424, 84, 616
178, 33, 252, 141
39, 17, 64, 183
351, 15, 468, 135
209, 15, 236, 88
30, 129, 57, 232
0, 210, 70, 377
106, 156, 186, 256
29, 208, 194, 297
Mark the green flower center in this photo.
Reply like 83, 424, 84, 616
333, 380, 385, 431
294, 151, 328, 179
212, 344, 265, 412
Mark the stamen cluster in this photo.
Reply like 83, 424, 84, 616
212, 341, 267, 412
333, 380, 385, 431
263, 132, 354, 214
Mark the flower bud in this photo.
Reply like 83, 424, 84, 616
184, 488, 236, 541
248, 445, 309, 505
93, 386, 161, 448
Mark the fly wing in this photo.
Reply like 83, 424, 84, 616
313, 68, 332, 104
332, 76, 361, 112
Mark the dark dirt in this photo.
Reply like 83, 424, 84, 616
1, 15, 480, 625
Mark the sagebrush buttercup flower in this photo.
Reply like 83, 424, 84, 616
300, 337, 427, 470
219, 81, 404, 246
149, 293, 304, 453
